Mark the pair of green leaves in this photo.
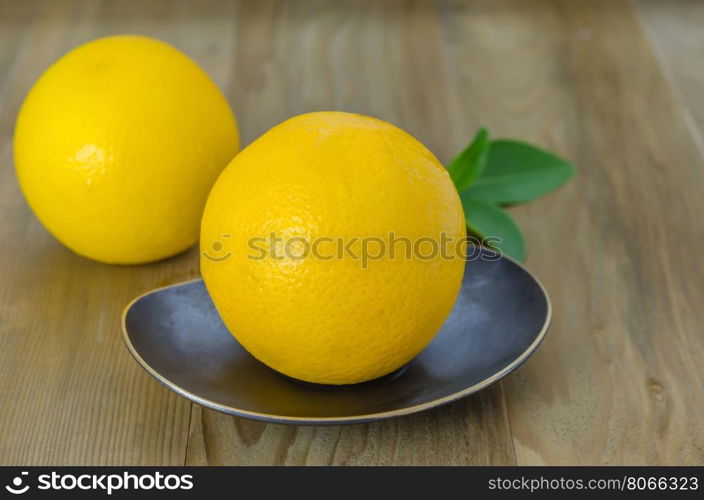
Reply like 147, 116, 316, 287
447, 128, 575, 261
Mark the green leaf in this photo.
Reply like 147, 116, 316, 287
464, 139, 574, 204
447, 128, 490, 192
461, 196, 526, 261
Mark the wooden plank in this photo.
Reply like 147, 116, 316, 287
0, 0, 235, 465
184, 0, 517, 466
636, 0, 704, 142
435, 0, 704, 464
186, 386, 513, 465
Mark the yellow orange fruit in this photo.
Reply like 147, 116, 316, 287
14, 35, 238, 264
201, 112, 465, 384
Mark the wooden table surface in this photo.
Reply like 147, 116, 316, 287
1, 0, 703, 466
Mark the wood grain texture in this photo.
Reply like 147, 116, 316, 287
637, 0, 704, 141
1, 0, 703, 465
462, 0, 704, 464
186, 385, 514, 465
